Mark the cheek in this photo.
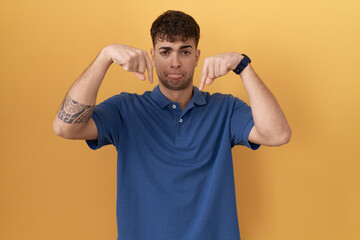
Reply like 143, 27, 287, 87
155, 62, 165, 73
154, 59, 165, 68
185, 59, 197, 69
154, 62, 167, 76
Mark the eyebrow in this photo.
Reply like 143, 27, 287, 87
159, 45, 193, 51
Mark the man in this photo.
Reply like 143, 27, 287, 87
53, 10, 291, 240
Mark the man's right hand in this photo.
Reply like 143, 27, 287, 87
104, 44, 153, 83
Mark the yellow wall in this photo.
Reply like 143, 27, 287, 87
1, 0, 359, 239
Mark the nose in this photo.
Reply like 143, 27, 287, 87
170, 53, 181, 68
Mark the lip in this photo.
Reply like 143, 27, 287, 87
167, 74, 184, 79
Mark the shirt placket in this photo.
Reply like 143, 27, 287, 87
171, 102, 194, 147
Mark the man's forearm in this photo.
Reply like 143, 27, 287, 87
240, 64, 291, 145
65, 48, 112, 106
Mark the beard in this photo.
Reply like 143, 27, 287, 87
156, 69, 195, 91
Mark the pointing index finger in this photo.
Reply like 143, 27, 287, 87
199, 60, 208, 91
144, 52, 153, 83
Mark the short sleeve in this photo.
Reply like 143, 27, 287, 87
230, 97, 260, 150
86, 95, 123, 150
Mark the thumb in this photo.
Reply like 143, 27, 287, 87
134, 72, 146, 81
205, 77, 215, 85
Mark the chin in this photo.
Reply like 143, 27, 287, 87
159, 78, 193, 91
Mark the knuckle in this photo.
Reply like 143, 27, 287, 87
138, 67, 146, 73
123, 54, 131, 62
129, 51, 137, 58
134, 49, 142, 56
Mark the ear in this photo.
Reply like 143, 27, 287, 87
150, 48, 155, 65
195, 49, 201, 67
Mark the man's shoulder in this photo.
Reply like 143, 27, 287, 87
205, 91, 238, 102
96, 91, 152, 111
119, 90, 152, 97
105, 90, 151, 101
202, 91, 249, 111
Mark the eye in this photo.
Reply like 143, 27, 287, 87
182, 51, 191, 55
160, 51, 169, 56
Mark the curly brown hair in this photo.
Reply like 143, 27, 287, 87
150, 10, 200, 48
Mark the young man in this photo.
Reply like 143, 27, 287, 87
53, 10, 291, 240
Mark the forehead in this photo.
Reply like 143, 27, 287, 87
154, 37, 196, 50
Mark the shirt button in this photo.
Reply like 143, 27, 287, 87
172, 105, 176, 109
179, 118, 183, 123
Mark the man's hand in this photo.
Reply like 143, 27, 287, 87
105, 44, 153, 83
199, 52, 243, 90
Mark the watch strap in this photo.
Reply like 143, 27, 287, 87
233, 54, 251, 75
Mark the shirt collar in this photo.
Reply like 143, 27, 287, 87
192, 86, 207, 106
150, 85, 207, 109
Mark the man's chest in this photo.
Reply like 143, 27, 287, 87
121, 103, 231, 149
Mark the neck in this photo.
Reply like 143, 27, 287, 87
159, 83, 193, 110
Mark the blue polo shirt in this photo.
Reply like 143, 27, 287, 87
86, 85, 260, 240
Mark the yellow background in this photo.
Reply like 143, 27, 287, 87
1, 0, 359, 239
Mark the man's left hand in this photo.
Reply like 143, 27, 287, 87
199, 52, 244, 90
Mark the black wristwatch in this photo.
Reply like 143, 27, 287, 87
232, 54, 251, 75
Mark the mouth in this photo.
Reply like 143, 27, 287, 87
167, 74, 184, 80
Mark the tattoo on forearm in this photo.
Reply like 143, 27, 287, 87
57, 96, 95, 124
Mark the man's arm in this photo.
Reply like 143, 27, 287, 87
199, 52, 291, 146
52, 44, 153, 140
239, 63, 291, 146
